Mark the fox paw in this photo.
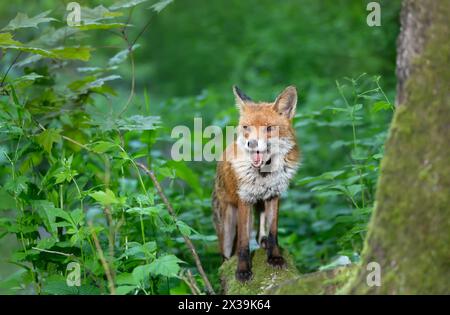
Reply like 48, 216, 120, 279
267, 256, 286, 268
235, 270, 253, 282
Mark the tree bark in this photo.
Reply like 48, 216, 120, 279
395, 0, 433, 105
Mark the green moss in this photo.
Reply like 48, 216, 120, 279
267, 265, 357, 295
219, 249, 299, 295
346, 0, 450, 294
219, 249, 357, 295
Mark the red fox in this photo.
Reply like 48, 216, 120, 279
213, 85, 300, 282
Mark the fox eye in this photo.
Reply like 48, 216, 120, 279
266, 126, 273, 132
243, 125, 249, 130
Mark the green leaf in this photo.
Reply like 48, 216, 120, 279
89, 189, 126, 206
142, 241, 157, 254
134, 193, 154, 206
0, 45, 89, 61
2, 11, 57, 31
371, 101, 392, 113
0, 269, 30, 293
68, 75, 121, 92
115, 115, 160, 131
77, 66, 118, 73
150, 0, 174, 13
76, 22, 128, 31
42, 275, 100, 295
176, 220, 193, 236
80, 5, 123, 23
326, 106, 349, 113
116, 285, 136, 295
120, 241, 157, 260
4, 176, 28, 195
346, 184, 364, 198
148, 254, 183, 278
108, 44, 140, 66
0, 188, 16, 210
70, 209, 85, 226
351, 148, 368, 160
90, 141, 117, 154
320, 170, 346, 180
296, 170, 345, 185
32, 200, 60, 235
0, 45, 54, 58
54, 168, 78, 184
36, 236, 58, 250
51, 47, 91, 61
132, 264, 151, 284
351, 104, 363, 112
116, 272, 137, 285
29, 26, 78, 47
110, 0, 150, 10
188, 234, 218, 242
36, 129, 61, 154
12, 73, 44, 83
0, 33, 22, 45
87, 75, 121, 88
126, 206, 161, 217
372, 153, 383, 160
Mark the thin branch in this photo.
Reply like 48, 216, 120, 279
34, 118, 91, 151
131, 15, 154, 48
136, 162, 216, 295
123, 7, 135, 33
61, 135, 90, 151
117, 10, 156, 117
103, 206, 116, 281
182, 269, 201, 295
89, 221, 116, 295
117, 11, 137, 117
32, 247, 73, 257
118, 48, 135, 117
1, 51, 22, 87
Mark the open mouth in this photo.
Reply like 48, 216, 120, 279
250, 150, 265, 168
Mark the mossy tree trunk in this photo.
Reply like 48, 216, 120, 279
221, 0, 450, 294
347, 0, 450, 294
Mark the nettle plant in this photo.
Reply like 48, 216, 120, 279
0, 2, 216, 295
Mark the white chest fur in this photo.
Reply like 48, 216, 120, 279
231, 151, 298, 204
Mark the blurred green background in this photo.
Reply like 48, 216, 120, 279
0, 0, 401, 293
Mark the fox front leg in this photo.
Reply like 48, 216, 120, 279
235, 200, 252, 282
264, 197, 286, 268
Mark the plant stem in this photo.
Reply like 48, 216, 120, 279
73, 178, 84, 210
89, 222, 116, 295
60, 184, 64, 210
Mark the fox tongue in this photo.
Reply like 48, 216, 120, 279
251, 152, 263, 167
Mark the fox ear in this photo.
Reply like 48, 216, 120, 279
273, 86, 297, 119
233, 85, 252, 110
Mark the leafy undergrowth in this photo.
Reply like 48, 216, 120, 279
0, 1, 208, 295
266, 265, 357, 295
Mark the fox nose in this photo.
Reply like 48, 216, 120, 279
247, 139, 258, 149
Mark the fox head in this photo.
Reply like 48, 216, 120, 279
233, 85, 298, 170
